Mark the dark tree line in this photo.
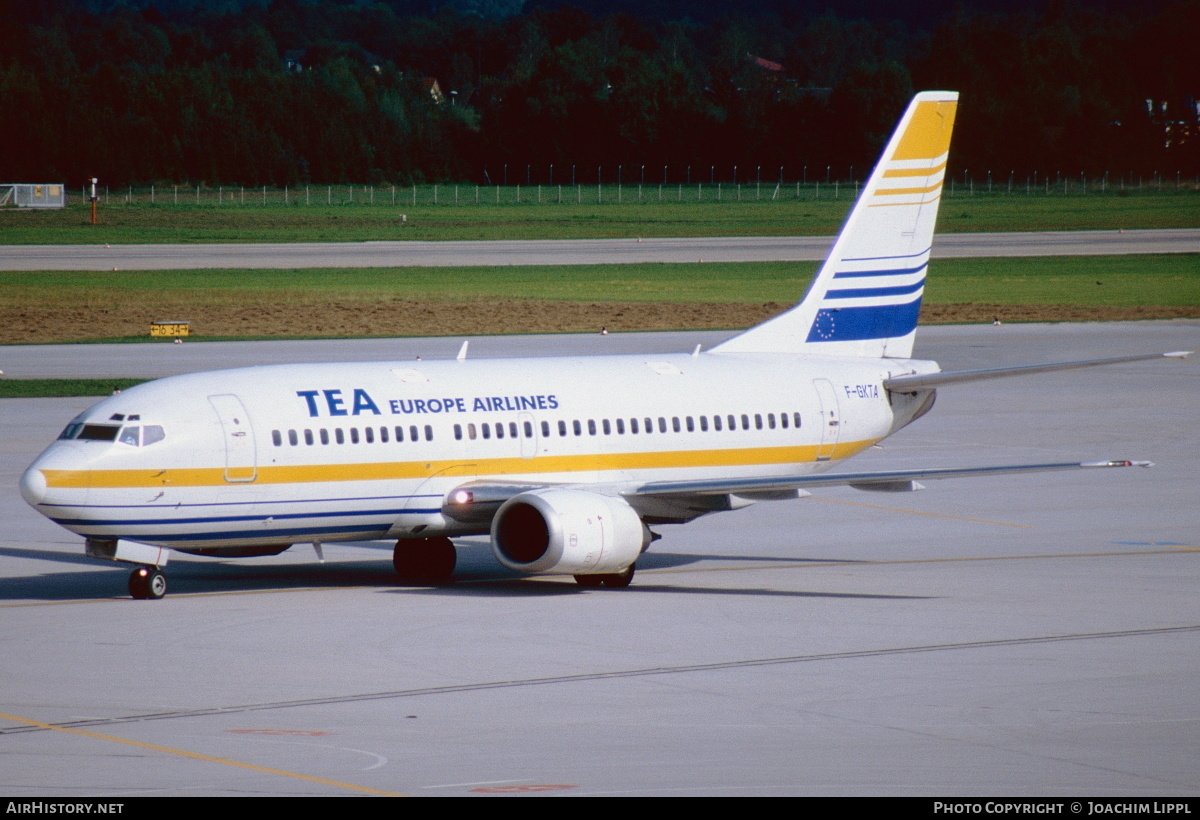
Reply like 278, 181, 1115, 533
1, 0, 1196, 187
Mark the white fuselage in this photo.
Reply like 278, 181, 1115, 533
20, 351, 937, 554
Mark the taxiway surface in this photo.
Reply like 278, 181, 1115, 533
2, 229, 1198, 270
1, 321, 1197, 796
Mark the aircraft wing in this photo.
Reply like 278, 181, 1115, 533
884, 351, 1190, 392
630, 460, 1153, 498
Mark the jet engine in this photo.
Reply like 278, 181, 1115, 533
491, 489, 650, 575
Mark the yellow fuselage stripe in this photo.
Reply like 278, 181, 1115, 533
42, 440, 876, 489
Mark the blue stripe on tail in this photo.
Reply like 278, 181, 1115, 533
806, 298, 923, 343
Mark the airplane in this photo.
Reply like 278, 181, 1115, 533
19, 91, 1189, 599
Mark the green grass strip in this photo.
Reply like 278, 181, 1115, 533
3, 189, 1198, 244
3, 255, 1196, 307
0, 378, 150, 398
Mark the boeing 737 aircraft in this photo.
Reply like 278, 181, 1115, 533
20, 92, 1188, 599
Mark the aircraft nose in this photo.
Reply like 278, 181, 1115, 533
19, 465, 47, 506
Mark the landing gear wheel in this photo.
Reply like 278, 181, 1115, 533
393, 537, 456, 585
574, 564, 636, 588
129, 566, 166, 600
601, 564, 636, 588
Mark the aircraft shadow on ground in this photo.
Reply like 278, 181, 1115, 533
0, 543, 917, 602
394, 579, 931, 601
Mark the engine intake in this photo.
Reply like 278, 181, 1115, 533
491, 489, 649, 575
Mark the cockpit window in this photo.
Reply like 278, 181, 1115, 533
59, 420, 165, 446
116, 425, 166, 447
76, 424, 121, 441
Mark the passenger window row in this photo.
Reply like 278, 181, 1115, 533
274, 412, 801, 449
272, 425, 434, 447
534, 412, 804, 437
454, 420, 536, 441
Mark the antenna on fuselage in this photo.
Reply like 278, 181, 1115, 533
457, 340, 469, 361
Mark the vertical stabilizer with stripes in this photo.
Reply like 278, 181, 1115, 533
711, 91, 958, 358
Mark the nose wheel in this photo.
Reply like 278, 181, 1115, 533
129, 566, 167, 600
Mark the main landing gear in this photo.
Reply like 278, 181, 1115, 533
128, 566, 167, 600
393, 537, 457, 585
573, 563, 636, 589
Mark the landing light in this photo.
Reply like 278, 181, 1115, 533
452, 490, 473, 505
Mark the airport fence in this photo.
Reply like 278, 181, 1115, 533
76, 173, 1199, 208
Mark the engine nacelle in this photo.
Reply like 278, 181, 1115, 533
491, 489, 649, 575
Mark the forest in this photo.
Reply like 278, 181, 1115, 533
1, 0, 1197, 187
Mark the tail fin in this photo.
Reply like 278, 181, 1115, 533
711, 91, 958, 358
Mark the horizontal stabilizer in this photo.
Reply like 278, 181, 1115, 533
884, 351, 1191, 392
633, 460, 1152, 498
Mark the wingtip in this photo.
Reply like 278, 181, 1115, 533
1164, 351, 1192, 359
1081, 460, 1154, 469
